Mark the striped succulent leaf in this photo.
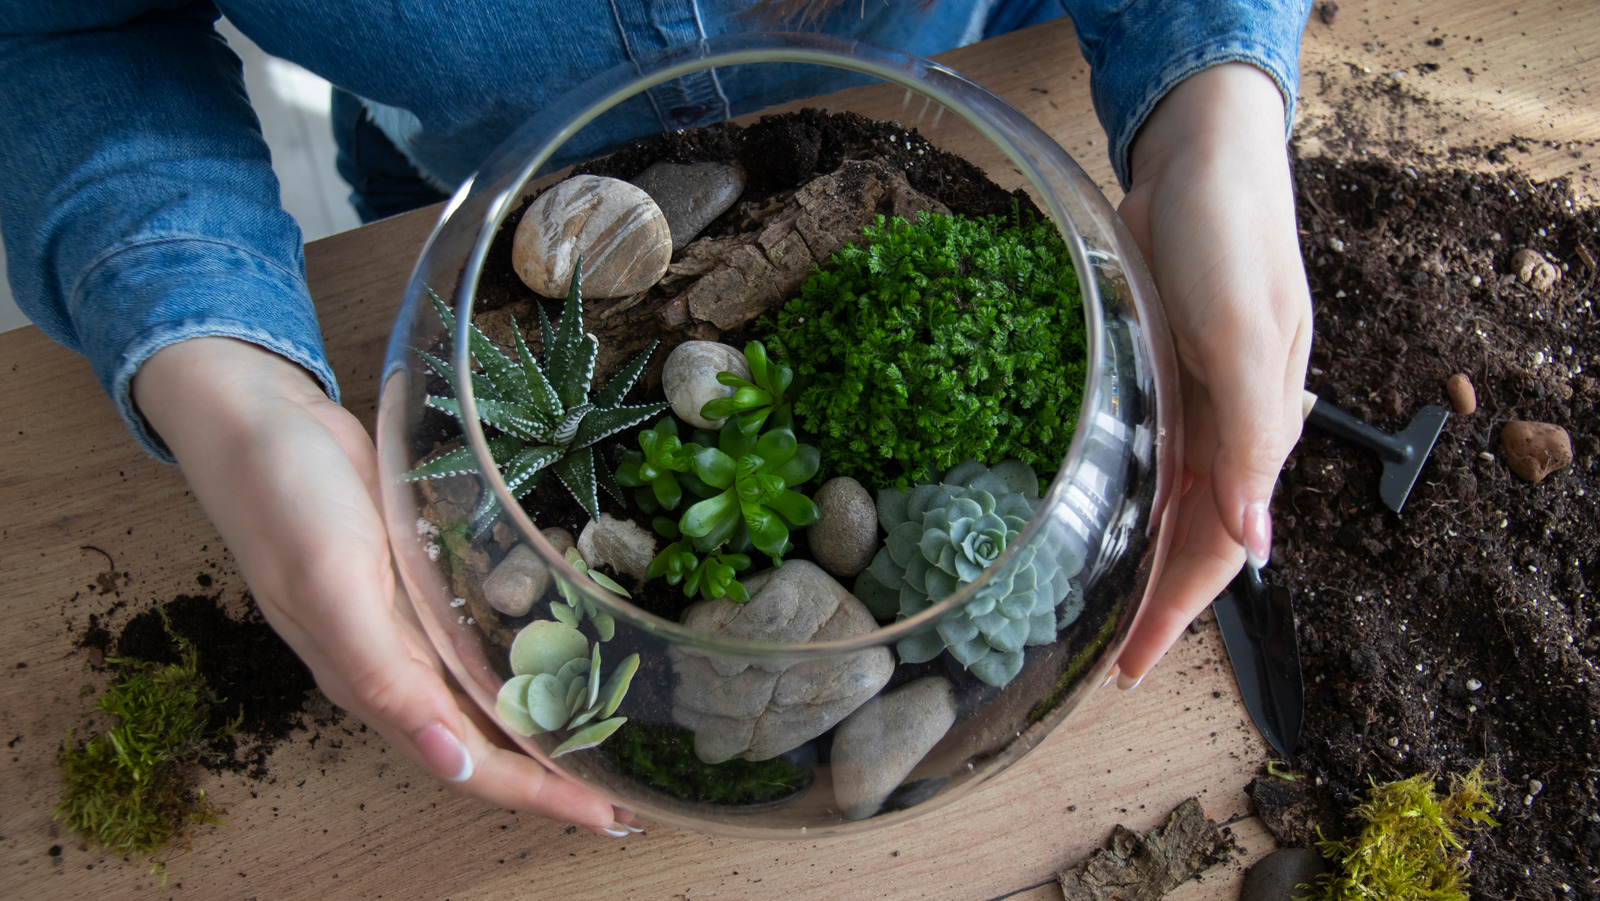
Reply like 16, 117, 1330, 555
402, 264, 667, 530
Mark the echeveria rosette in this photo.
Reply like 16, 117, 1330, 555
853, 459, 1087, 687
402, 264, 668, 531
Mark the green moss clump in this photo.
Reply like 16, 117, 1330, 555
1306, 767, 1498, 901
55, 619, 234, 873
767, 209, 1088, 490
599, 722, 810, 806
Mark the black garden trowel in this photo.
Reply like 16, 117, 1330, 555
1299, 388, 1450, 514
1213, 388, 1450, 758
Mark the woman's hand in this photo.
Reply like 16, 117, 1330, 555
1111, 63, 1314, 687
132, 337, 636, 835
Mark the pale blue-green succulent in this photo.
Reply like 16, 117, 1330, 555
854, 459, 1086, 687
402, 265, 667, 531
495, 620, 639, 756
551, 547, 624, 641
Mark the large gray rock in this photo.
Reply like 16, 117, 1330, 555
630, 161, 745, 251
576, 514, 656, 585
831, 677, 956, 820
481, 528, 575, 617
670, 560, 893, 763
807, 476, 878, 578
512, 174, 672, 299
661, 340, 749, 430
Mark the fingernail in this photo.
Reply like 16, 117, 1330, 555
1116, 672, 1144, 691
1243, 500, 1272, 569
414, 721, 473, 782
599, 822, 631, 837
1100, 666, 1120, 689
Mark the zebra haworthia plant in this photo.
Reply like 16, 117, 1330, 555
402, 264, 667, 531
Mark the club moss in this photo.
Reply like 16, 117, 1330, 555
1305, 767, 1497, 901
55, 614, 235, 875
598, 722, 810, 806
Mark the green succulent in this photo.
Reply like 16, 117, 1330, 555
495, 620, 639, 756
645, 538, 753, 602
854, 459, 1087, 687
678, 415, 821, 563
615, 418, 691, 513
402, 264, 668, 531
550, 547, 625, 641
698, 340, 793, 437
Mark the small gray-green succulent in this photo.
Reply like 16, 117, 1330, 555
854, 459, 1086, 687
495, 620, 639, 756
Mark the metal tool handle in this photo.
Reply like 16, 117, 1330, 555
1300, 389, 1411, 463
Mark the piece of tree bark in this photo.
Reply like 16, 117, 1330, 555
1057, 797, 1228, 901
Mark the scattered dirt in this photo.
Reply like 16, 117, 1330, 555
75, 591, 325, 779
1267, 152, 1600, 898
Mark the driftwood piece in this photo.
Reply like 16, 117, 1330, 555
1057, 797, 1228, 901
473, 158, 949, 389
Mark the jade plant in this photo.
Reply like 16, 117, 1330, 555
854, 459, 1085, 687
697, 340, 793, 437
403, 264, 667, 530
626, 410, 822, 601
766, 209, 1088, 489
495, 620, 639, 756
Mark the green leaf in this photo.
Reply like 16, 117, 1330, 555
598, 653, 640, 717
689, 446, 737, 489
551, 449, 602, 522
764, 489, 819, 527
495, 674, 539, 736
526, 673, 572, 733
509, 620, 588, 678
570, 401, 669, 450
591, 341, 658, 409
681, 491, 738, 541
551, 716, 626, 757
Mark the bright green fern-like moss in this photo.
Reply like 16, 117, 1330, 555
1307, 767, 1497, 901
55, 621, 234, 875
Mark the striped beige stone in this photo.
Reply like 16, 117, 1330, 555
512, 174, 673, 299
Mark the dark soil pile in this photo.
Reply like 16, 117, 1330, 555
1264, 154, 1600, 897
77, 593, 323, 778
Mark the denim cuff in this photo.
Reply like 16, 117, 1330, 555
1079, 2, 1311, 190
74, 237, 340, 462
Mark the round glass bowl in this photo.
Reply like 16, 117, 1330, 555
376, 33, 1180, 838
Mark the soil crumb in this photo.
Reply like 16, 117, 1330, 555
1273, 152, 1600, 899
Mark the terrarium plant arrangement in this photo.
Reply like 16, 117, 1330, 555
379, 49, 1179, 833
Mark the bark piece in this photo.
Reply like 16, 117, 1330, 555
1057, 797, 1227, 901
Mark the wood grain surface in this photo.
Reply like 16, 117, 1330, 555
3, 2, 1595, 898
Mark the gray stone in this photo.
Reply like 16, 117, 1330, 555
1240, 848, 1330, 901
630, 161, 746, 251
669, 560, 893, 763
481, 528, 574, 616
831, 677, 956, 820
576, 514, 656, 585
807, 476, 879, 578
511, 174, 672, 299
661, 340, 749, 430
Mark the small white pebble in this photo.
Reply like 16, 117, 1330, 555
425, 543, 441, 562
466, 617, 475, 625
1470, 274, 1482, 287
1530, 779, 1544, 795
1328, 236, 1346, 253
1479, 451, 1495, 462
450, 597, 467, 608
1525, 794, 1535, 806
1467, 678, 1483, 691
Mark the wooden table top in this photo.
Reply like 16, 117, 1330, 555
3, 3, 1595, 898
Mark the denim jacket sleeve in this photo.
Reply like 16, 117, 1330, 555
0, 1, 338, 462
1059, 0, 1314, 189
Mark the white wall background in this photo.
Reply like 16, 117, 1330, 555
0, 19, 358, 334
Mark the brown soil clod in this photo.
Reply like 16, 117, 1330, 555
1500, 420, 1574, 483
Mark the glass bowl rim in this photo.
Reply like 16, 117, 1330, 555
441, 31, 1120, 659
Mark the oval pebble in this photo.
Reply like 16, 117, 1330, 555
512, 174, 672, 299
662, 340, 749, 430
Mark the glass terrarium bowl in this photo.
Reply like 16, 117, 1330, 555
376, 32, 1180, 838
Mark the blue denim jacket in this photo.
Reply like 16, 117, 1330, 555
0, 0, 1310, 460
